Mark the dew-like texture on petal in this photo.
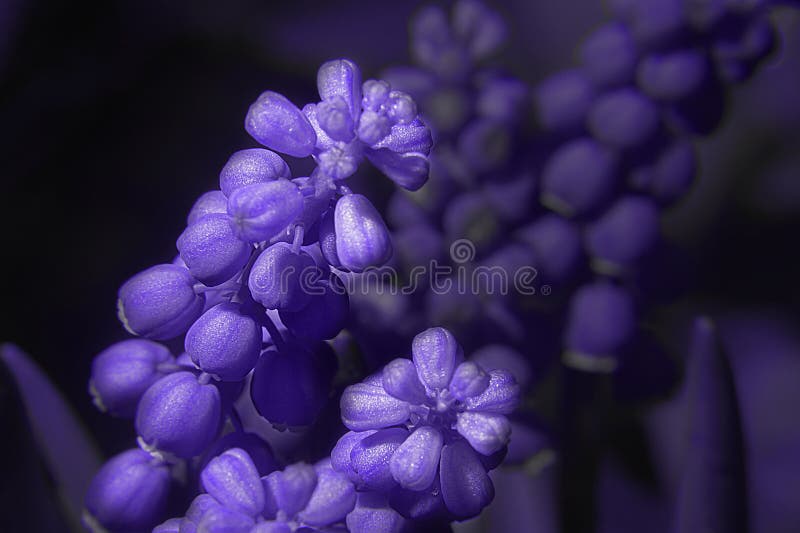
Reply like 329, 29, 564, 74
195, 505, 255, 533
200, 448, 264, 517
250, 343, 335, 428
366, 148, 430, 191
248, 243, 315, 312
185, 303, 261, 382
439, 440, 494, 519
117, 264, 205, 340
540, 138, 618, 217
279, 277, 349, 341
245, 91, 317, 157
389, 426, 442, 491
535, 69, 595, 133
587, 88, 660, 149
564, 282, 636, 359
188, 191, 229, 226
370, 120, 433, 155
382, 358, 428, 404
581, 22, 637, 87
84, 448, 170, 533
135, 371, 221, 458
227, 180, 304, 244
340, 382, 411, 431
317, 59, 362, 119
456, 411, 512, 456
637, 49, 708, 102
90, 339, 172, 417
585, 195, 660, 270
449, 361, 490, 401
331, 430, 376, 483
297, 461, 356, 526
333, 194, 393, 272
263, 463, 318, 518
177, 213, 251, 287
350, 427, 409, 491
412, 327, 463, 391
464, 369, 520, 415
219, 148, 290, 197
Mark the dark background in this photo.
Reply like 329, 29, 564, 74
1, 1, 799, 532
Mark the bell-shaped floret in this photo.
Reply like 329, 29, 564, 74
350, 427, 409, 491
90, 339, 173, 417
187, 190, 228, 225
135, 371, 221, 458
83, 448, 170, 533
540, 138, 619, 216
580, 22, 637, 87
389, 426, 442, 491
185, 302, 262, 381
226, 179, 304, 243
219, 148, 291, 197
412, 327, 464, 391
328, 194, 392, 272
250, 341, 336, 428
201, 448, 264, 517
117, 264, 205, 340
587, 88, 660, 149
245, 91, 317, 157
564, 282, 636, 371
177, 213, 252, 286
534, 69, 595, 133
439, 440, 494, 520
585, 195, 661, 272
248, 243, 316, 312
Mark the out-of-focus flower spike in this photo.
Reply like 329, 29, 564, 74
630, 140, 697, 204
534, 69, 596, 134
587, 87, 660, 149
637, 49, 711, 102
452, 0, 508, 60
1, 343, 102, 527
317, 59, 362, 119
245, 91, 317, 157
673, 317, 747, 533
580, 22, 638, 88
515, 214, 583, 284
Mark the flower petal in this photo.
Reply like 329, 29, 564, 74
263, 463, 318, 518
297, 460, 357, 526
370, 120, 433, 155
201, 448, 264, 517
350, 428, 409, 491
382, 358, 428, 404
449, 361, 490, 401
346, 492, 406, 533
389, 426, 442, 491
317, 59, 362, 119
245, 91, 317, 157
340, 383, 411, 431
439, 440, 494, 520
366, 148, 429, 192
464, 369, 520, 415
411, 327, 463, 391
456, 411, 512, 456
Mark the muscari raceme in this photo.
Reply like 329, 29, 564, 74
79, 1, 800, 532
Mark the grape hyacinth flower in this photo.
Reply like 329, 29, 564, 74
334, 327, 520, 520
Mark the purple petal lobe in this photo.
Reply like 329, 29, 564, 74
340, 382, 411, 431
219, 148, 290, 197
334, 194, 392, 272
449, 361, 490, 401
90, 339, 172, 417
227, 180, 304, 243
316, 96, 356, 143
84, 448, 170, 533
317, 59, 362, 119
412, 327, 463, 391
346, 493, 406, 533
370, 120, 433, 155
135, 371, 221, 458
439, 440, 494, 519
263, 463, 318, 518
366, 148, 429, 191
196, 506, 255, 533
464, 369, 520, 415
201, 448, 264, 517
245, 91, 317, 157
456, 411, 512, 456
350, 427, 409, 491
382, 358, 428, 404
389, 426, 443, 491
153, 518, 182, 533
185, 303, 261, 382
117, 264, 205, 340
332, 430, 376, 483
297, 461, 357, 526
